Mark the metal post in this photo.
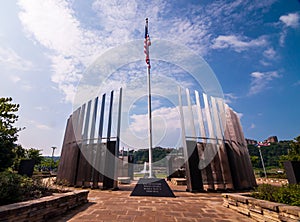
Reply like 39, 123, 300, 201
258, 146, 267, 178
51, 146, 57, 172
147, 65, 153, 178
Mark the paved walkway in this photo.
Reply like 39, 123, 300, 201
52, 182, 254, 222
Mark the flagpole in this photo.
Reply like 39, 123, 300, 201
145, 18, 153, 178
258, 146, 267, 178
147, 64, 153, 178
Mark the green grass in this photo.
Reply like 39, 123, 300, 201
133, 173, 167, 178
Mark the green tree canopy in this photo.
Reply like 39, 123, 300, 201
0, 97, 20, 171
280, 135, 300, 162
248, 141, 289, 168
26, 148, 43, 165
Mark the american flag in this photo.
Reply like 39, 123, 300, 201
144, 18, 151, 68
255, 142, 271, 147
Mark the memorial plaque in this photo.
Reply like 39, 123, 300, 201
284, 161, 300, 184
130, 178, 175, 197
18, 159, 35, 177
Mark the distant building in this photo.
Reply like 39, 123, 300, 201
245, 136, 278, 145
265, 136, 278, 143
245, 138, 258, 145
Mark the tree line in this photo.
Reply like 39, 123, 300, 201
248, 137, 300, 169
0, 97, 58, 173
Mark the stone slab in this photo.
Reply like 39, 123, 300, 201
130, 178, 175, 197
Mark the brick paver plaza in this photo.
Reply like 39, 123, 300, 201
53, 182, 254, 222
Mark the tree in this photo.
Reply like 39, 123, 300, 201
0, 98, 20, 171
280, 135, 300, 162
248, 141, 290, 168
26, 148, 43, 165
250, 156, 259, 168
12, 144, 26, 171
38, 157, 59, 171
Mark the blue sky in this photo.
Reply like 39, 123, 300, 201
1, 0, 300, 155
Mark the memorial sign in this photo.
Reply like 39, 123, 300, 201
18, 159, 35, 177
130, 178, 175, 197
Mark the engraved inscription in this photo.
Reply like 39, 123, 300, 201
143, 182, 162, 193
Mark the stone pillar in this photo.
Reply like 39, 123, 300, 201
89, 97, 98, 188
82, 100, 93, 188
102, 91, 118, 190
185, 140, 203, 192
229, 108, 250, 189
92, 94, 106, 188
197, 143, 214, 190
74, 103, 86, 187
218, 143, 234, 190
224, 107, 243, 190
128, 152, 134, 180
57, 107, 81, 186
212, 97, 234, 190
103, 141, 118, 190
223, 142, 237, 189
166, 155, 174, 181
211, 146, 225, 190
234, 110, 257, 187
56, 115, 72, 182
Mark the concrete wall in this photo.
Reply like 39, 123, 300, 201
0, 190, 89, 222
223, 193, 300, 222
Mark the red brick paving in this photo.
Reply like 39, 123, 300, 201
52, 182, 255, 222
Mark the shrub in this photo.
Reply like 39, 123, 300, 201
0, 171, 28, 205
252, 183, 300, 206
0, 171, 56, 205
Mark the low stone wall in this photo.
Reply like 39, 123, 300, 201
256, 178, 288, 186
222, 193, 300, 222
0, 190, 89, 222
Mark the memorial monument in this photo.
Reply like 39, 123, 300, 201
57, 87, 256, 192
57, 19, 257, 194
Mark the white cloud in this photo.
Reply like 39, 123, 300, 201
36, 124, 51, 130
0, 46, 33, 71
211, 35, 267, 52
21, 82, 33, 91
18, 0, 102, 103
263, 48, 276, 60
248, 71, 281, 95
92, 0, 211, 55
18, 0, 190, 102
235, 112, 243, 119
9, 74, 34, 91
35, 106, 46, 111
279, 29, 287, 47
279, 12, 299, 46
122, 105, 181, 148
280, 12, 300, 28
16, 0, 277, 104
293, 80, 300, 87
224, 93, 238, 104
18, 0, 92, 55
260, 48, 277, 66
10, 75, 21, 83
251, 72, 264, 79
249, 123, 255, 129
260, 60, 271, 67
25, 120, 52, 130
